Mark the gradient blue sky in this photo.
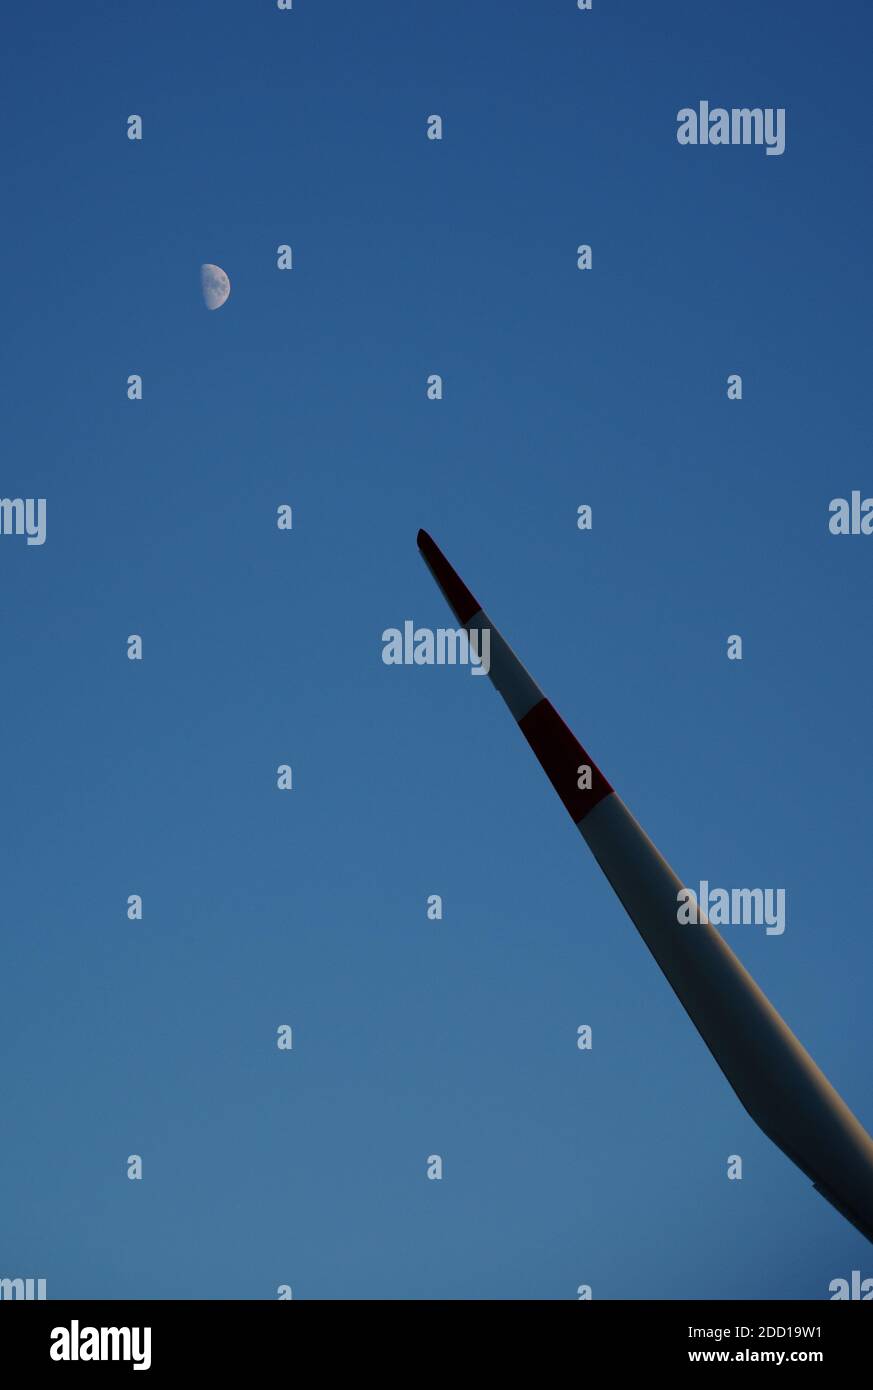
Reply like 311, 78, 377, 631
2, 1, 871, 1299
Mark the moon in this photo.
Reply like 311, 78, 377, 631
201, 263, 230, 311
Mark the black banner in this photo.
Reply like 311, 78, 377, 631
1, 1300, 868, 1375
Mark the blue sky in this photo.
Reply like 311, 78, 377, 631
1, 0, 871, 1298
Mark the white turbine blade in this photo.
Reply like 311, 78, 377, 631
418, 528, 873, 1244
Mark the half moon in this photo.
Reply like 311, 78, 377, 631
201, 263, 230, 311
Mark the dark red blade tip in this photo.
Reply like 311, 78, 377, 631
518, 699, 613, 823
416, 530, 482, 626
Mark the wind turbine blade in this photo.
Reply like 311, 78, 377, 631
417, 529, 873, 1244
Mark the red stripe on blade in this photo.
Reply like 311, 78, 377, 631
417, 530, 481, 627
518, 699, 613, 822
